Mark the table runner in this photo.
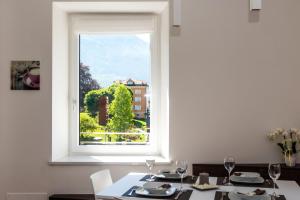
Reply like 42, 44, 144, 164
122, 186, 193, 200
216, 177, 278, 189
214, 191, 286, 200
140, 175, 196, 184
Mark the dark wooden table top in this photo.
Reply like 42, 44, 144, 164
49, 194, 94, 200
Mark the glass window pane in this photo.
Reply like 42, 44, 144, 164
79, 34, 151, 145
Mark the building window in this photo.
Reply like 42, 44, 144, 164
52, 1, 169, 159
127, 81, 134, 85
134, 105, 142, 111
135, 97, 142, 102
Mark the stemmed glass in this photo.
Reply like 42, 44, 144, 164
224, 156, 235, 186
268, 163, 281, 199
176, 160, 188, 191
145, 159, 155, 181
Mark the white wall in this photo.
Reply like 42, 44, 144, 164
1, 0, 300, 198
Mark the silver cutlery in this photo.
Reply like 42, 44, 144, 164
113, 197, 124, 200
220, 192, 227, 200
174, 190, 184, 200
128, 188, 136, 196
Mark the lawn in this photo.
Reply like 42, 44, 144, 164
80, 132, 148, 143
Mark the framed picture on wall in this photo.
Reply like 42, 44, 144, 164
11, 61, 40, 90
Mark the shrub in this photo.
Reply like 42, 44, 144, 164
80, 113, 100, 132
80, 133, 95, 141
132, 119, 147, 129
84, 84, 118, 117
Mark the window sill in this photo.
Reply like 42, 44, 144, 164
49, 155, 171, 166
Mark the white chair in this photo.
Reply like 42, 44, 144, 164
90, 169, 113, 198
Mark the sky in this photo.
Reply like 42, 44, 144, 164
80, 34, 151, 88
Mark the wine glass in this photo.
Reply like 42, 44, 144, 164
145, 159, 155, 181
176, 160, 188, 191
268, 163, 281, 198
224, 156, 235, 186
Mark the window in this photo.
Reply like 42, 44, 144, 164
135, 89, 141, 94
135, 97, 142, 102
127, 81, 134, 85
79, 34, 150, 146
134, 105, 142, 111
69, 14, 163, 155
52, 1, 169, 161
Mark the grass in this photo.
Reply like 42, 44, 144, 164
79, 113, 149, 143
80, 132, 148, 143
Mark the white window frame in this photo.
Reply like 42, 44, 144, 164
69, 14, 160, 156
52, 1, 169, 162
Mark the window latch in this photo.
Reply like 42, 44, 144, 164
72, 99, 77, 112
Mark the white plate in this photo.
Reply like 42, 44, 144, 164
135, 186, 176, 197
233, 172, 261, 178
230, 176, 265, 184
142, 182, 169, 190
228, 192, 271, 200
155, 173, 188, 180
230, 172, 264, 184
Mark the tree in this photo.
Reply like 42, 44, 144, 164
84, 90, 103, 118
84, 83, 132, 118
108, 84, 134, 132
80, 113, 100, 132
80, 63, 100, 110
84, 84, 117, 118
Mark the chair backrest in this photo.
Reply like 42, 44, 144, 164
90, 169, 113, 196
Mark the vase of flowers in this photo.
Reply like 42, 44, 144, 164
267, 128, 300, 167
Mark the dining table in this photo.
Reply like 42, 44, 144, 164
96, 172, 300, 200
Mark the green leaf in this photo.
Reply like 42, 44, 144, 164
108, 84, 134, 132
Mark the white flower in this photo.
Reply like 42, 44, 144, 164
275, 128, 285, 135
267, 130, 281, 141
267, 133, 276, 141
283, 130, 289, 137
267, 128, 289, 142
290, 128, 299, 134
296, 132, 300, 142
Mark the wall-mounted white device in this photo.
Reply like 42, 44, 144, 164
250, 0, 262, 11
173, 0, 181, 26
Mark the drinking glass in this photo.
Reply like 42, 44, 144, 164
145, 159, 155, 181
224, 156, 235, 186
268, 163, 281, 198
176, 160, 188, 191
